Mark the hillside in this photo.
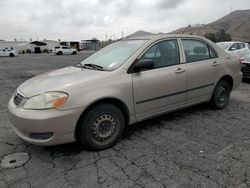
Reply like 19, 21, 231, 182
172, 9, 250, 41
170, 25, 216, 36
126, 30, 154, 38
210, 9, 250, 41
128, 9, 250, 42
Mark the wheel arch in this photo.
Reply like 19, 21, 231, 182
74, 97, 130, 141
218, 75, 233, 91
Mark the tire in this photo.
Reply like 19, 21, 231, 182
9, 53, 14, 57
210, 80, 231, 109
57, 51, 63, 55
78, 104, 125, 150
72, 51, 77, 55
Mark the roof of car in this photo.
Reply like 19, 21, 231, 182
217, 41, 245, 44
124, 34, 206, 40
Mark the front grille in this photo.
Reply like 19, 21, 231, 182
14, 92, 24, 106
241, 63, 250, 78
242, 67, 250, 78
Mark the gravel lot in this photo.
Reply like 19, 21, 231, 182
0, 53, 250, 188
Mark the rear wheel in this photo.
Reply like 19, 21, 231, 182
78, 104, 125, 150
57, 51, 63, 55
9, 53, 14, 57
72, 51, 77, 55
210, 80, 231, 109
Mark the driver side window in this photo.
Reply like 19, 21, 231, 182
140, 40, 180, 69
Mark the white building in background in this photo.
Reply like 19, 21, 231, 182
0, 40, 60, 53
43, 40, 60, 51
0, 41, 28, 51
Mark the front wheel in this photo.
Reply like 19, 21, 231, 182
210, 80, 231, 109
78, 104, 125, 150
72, 51, 77, 55
9, 53, 14, 57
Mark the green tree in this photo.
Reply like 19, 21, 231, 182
216, 29, 232, 42
204, 29, 232, 42
204, 33, 216, 42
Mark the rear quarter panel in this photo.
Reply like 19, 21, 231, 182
224, 55, 241, 90
217, 54, 241, 90
209, 40, 241, 90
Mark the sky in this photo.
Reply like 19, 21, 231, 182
0, 0, 250, 41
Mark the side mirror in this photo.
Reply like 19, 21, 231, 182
133, 59, 154, 72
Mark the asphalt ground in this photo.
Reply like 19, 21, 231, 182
0, 53, 250, 188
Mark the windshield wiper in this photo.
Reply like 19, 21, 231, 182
74, 63, 104, 71
83, 64, 104, 71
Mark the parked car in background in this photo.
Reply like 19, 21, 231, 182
240, 57, 250, 80
0, 48, 17, 57
53, 46, 77, 55
8, 35, 241, 150
216, 41, 250, 59
216, 41, 250, 80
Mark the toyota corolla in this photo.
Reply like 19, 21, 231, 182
8, 35, 241, 150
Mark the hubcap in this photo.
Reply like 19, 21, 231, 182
216, 86, 228, 105
91, 114, 117, 143
218, 87, 227, 102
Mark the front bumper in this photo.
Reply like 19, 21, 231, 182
8, 96, 83, 146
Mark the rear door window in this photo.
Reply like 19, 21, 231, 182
238, 43, 246, 49
181, 39, 217, 63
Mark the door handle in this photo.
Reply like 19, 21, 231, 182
212, 61, 220, 67
175, 68, 185, 74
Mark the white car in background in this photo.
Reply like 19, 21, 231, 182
217, 41, 250, 80
0, 48, 17, 57
53, 46, 77, 55
216, 41, 250, 61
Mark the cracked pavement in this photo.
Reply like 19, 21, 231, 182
0, 53, 250, 188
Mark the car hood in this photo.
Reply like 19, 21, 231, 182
18, 66, 109, 98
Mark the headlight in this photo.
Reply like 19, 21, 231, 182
23, 92, 68, 110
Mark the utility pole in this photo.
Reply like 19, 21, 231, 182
121, 31, 124, 38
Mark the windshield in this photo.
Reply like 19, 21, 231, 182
79, 40, 147, 70
217, 42, 232, 50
